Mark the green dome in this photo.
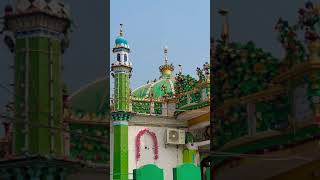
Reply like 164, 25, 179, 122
69, 78, 109, 115
132, 78, 176, 99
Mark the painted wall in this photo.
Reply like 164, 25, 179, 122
128, 126, 183, 180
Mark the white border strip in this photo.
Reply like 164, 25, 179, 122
112, 121, 128, 126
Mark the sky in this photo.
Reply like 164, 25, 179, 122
110, 0, 210, 93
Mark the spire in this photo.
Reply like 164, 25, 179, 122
159, 46, 174, 78
219, 9, 229, 42
178, 64, 182, 74
120, 23, 124, 37
164, 46, 168, 65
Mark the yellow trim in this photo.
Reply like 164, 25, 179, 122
188, 113, 210, 126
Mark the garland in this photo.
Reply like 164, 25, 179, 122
135, 129, 159, 161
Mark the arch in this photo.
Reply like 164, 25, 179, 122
117, 53, 121, 61
124, 54, 128, 62
136, 129, 159, 161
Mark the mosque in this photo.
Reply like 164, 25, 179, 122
0, 0, 210, 179
107, 24, 210, 180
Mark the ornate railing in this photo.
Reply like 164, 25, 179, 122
154, 102, 162, 115
216, 105, 248, 146
176, 83, 210, 110
131, 97, 163, 115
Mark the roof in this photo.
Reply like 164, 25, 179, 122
69, 78, 109, 115
132, 77, 176, 99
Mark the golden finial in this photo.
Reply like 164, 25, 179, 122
120, 24, 124, 37
219, 9, 229, 42
159, 46, 174, 77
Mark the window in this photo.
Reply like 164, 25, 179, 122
124, 54, 127, 62
117, 53, 121, 61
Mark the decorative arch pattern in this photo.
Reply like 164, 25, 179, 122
136, 129, 159, 161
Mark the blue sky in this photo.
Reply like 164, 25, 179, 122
110, 0, 210, 92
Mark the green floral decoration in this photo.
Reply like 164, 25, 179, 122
69, 123, 109, 163
213, 40, 279, 106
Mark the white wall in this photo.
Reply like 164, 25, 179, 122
128, 126, 183, 180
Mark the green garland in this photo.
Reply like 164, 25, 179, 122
215, 105, 248, 147
69, 123, 109, 163
256, 96, 290, 132
214, 41, 279, 106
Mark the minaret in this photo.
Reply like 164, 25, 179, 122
0, 1, 79, 179
3, 0, 72, 156
111, 24, 132, 180
159, 46, 174, 79
112, 24, 132, 111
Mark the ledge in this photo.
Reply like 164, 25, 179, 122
129, 114, 188, 128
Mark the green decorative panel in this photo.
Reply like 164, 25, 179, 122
133, 164, 164, 180
113, 124, 128, 180
14, 38, 27, 154
114, 73, 130, 111
154, 102, 162, 114
216, 105, 248, 147
111, 111, 132, 121
175, 74, 198, 94
173, 163, 201, 180
190, 92, 201, 104
13, 36, 63, 156
256, 95, 289, 132
69, 123, 109, 163
132, 101, 150, 114
213, 41, 279, 106
176, 94, 188, 109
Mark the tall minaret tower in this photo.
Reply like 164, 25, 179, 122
111, 24, 132, 180
0, 0, 76, 179
112, 24, 132, 111
3, 0, 72, 156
